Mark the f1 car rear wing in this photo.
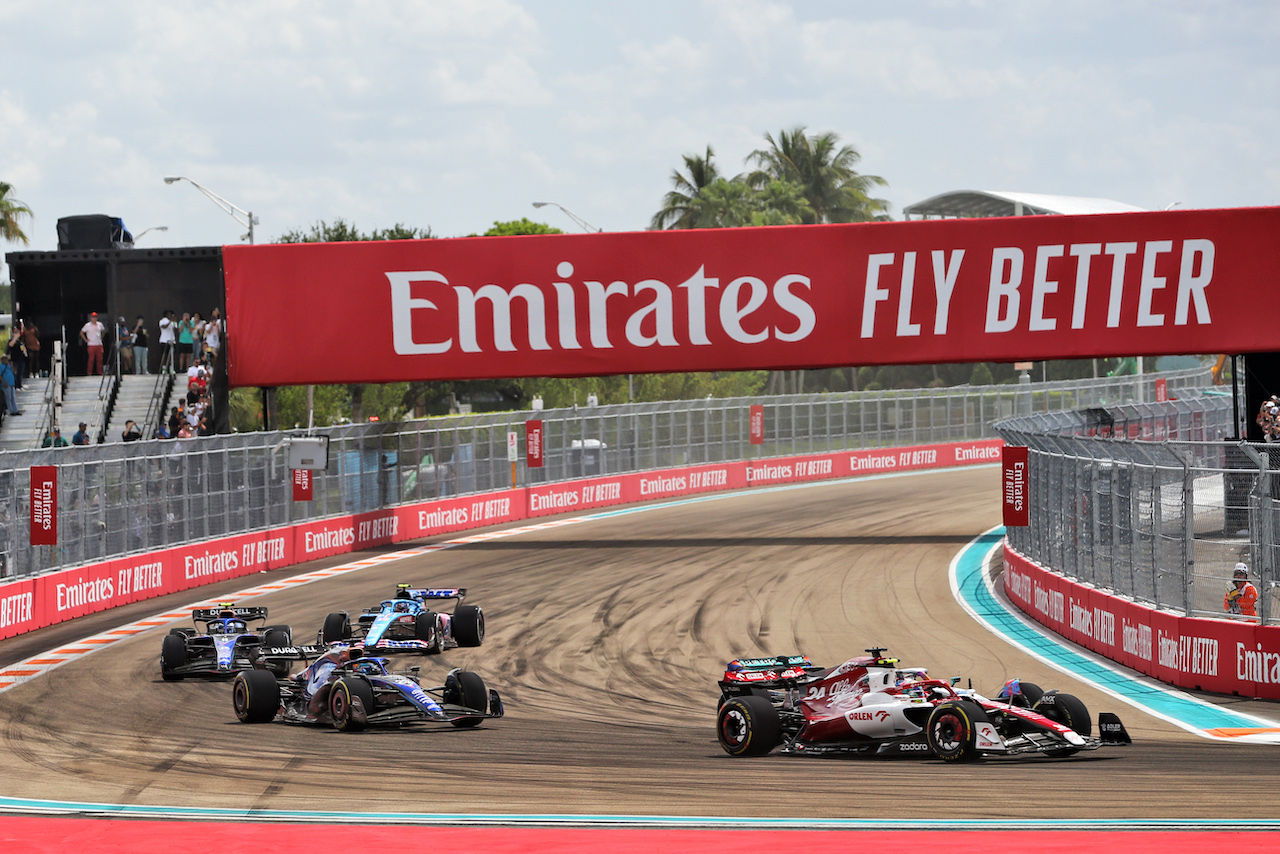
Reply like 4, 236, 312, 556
397, 585, 466, 602
191, 604, 269, 625
721, 655, 825, 686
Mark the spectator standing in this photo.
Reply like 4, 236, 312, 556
115, 317, 134, 374
191, 312, 205, 367
132, 316, 149, 374
80, 312, 107, 375
72, 421, 90, 446
6, 322, 26, 390
158, 311, 175, 373
1225, 563, 1259, 620
0, 355, 19, 417
205, 308, 223, 360
21, 319, 40, 379
176, 312, 194, 372
122, 420, 142, 442
42, 427, 68, 447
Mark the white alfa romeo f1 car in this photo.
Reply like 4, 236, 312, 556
716, 647, 1131, 761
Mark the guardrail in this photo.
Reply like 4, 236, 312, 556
994, 391, 1280, 626
0, 367, 1212, 581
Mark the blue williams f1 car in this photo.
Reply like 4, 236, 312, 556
232, 644, 504, 731
320, 584, 484, 654
161, 603, 293, 681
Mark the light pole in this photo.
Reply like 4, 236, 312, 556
532, 201, 601, 233
164, 176, 258, 243
133, 226, 168, 243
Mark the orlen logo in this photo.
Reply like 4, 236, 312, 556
387, 262, 816, 356
848, 710, 891, 722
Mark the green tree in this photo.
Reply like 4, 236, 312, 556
277, 219, 433, 243
746, 126, 889, 223
0, 182, 33, 245
650, 145, 722, 230
482, 218, 563, 237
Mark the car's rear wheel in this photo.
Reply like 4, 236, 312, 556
321, 612, 351, 644
160, 633, 186, 681
927, 700, 987, 762
716, 694, 782, 756
330, 677, 375, 732
415, 611, 442, 654
232, 670, 280, 723
453, 605, 485, 647
1033, 691, 1092, 737
444, 670, 487, 728
262, 627, 291, 649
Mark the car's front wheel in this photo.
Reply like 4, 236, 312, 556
927, 700, 987, 762
716, 694, 782, 756
321, 612, 351, 644
444, 670, 488, 728
160, 634, 187, 681
1033, 691, 1092, 737
330, 677, 375, 732
232, 670, 281, 723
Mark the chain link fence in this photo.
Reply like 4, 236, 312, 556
996, 390, 1280, 626
0, 367, 1213, 580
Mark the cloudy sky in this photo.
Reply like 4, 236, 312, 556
2, 0, 1277, 256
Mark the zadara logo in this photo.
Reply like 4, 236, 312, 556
386, 263, 817, 355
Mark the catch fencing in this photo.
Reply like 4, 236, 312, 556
995, 390, 1280, 626
0, 368, 1213, 581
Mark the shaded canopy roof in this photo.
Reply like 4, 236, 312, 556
902, 190, 1145, 219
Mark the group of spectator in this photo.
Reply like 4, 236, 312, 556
152, 356, 217, 440
1257, 396, 1280, 442
85, 308, 223, 377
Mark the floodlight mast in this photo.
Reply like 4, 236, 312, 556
165, 176, 259, 244
532, 201, 601, 233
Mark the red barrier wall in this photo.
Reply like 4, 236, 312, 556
1004, 546, 1280, 699
0, 439, 1000, 642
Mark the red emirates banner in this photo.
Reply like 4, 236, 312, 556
223, 207, 1280, 387
526, 419, 544, 468
30, 465, 57, 545
292, 469, 313, 502
1002, 446, 1029, 527
749, 405, 765, 445
1155, 377, 1168, 403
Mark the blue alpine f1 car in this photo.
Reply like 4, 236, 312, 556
160, 603, 293, 680
232, 643, 504, 731
319, 584, 484, 653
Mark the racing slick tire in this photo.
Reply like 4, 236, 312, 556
262, 626, 292, 649
997, 680, 1043, 708
232, 669, 281, 723
927, 700, 988, 762
716, 694, 782, 756
168, 628, 195, 638
330, 677, 376, 732
161, 633, 187, 681
444, 670, 488, 728
452, 605, 485, 647
415, 611, 443, 654
322, 612, 351, 644
1033, 691, 1092, 738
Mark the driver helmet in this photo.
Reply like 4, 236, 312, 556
394, 601, 412, 613
354, 660, 382, 675
1233, 563, 1249, 581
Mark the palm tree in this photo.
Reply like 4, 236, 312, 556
746, 127, 889, 223
0, 182, 34, 245
650, 146, 721, 230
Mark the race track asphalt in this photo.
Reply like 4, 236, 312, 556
1, 465, 1277, 821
